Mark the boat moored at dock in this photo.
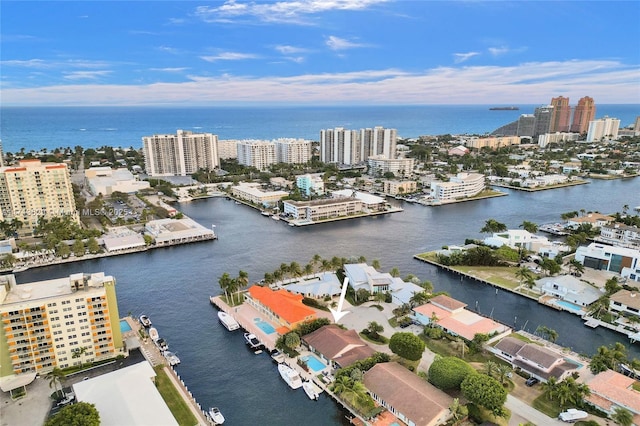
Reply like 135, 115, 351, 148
217, 311, 240, 331
302, 381, 319, 400
244, 332, 263, 354
139, 314, 152, 327
278, 364, 303, 389
163, 351, 181, 366
208, 407, 225, 424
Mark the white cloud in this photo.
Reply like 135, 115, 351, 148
274, 45, 307, 54
150, 67, 188, 72
487, 46, 527, 56
200, 52, 259, 62
0, 59, 50, 68
63, 70, 112, 80
326, 36, 367, 51
195, 0, 389, 24
157, 46, 182, 55
453, 52, 480, 64
2, 60, 638, 105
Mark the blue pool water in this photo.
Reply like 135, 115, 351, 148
120, 320, 132, 332
555, 300, 583, 312
564, 358, 584, 369
301, 354, 326, 372
254, 318, 276, 334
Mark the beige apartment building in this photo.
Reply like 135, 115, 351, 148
368, 156, 414, 177
0, 159, 78, 236
465, 136, 522, 150
142, 130, 219, 176
283, 197, 363, 221
430, 172, 485, 202
274, 138, 312, 164
230, 182, 288, 207
383, 180, 417, 196
0, 272, 123, 378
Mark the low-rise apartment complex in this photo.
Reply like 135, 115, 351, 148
430, 172, 485, 202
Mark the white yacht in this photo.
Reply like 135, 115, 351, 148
217, 311, 240, 331
163, 351, 180, 366
244, 333, 263, 354
148, 327, 159, 341
278, 364, 303, 389
138, 315, 152, 327
208, 407, 225, 424
302, 381, 319, 400
270, 349, 285, 364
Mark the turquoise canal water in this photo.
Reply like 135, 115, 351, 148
15, 179, 640, 425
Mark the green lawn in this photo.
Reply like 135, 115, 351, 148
532, 393, 562, 419
422, 336, 497, 363
154, 366, 198, 426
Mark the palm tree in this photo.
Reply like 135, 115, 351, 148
289, 262, 302, 280
567, 259, 585, 276
284, 332, 300, 350
367, 321, 384, 339
303, 263, 313, 276
45, 368, 66, 398
519, 220, 538, 234
542, 376, 558, 400
235, 270, 249, 301
484, 360, 498, 377
496, 364, 512, 385
515, 267, 533, 288
389, 267, 400, 277
218, 272, 233, 302
421, 280, 434, 293
612, 406, 634, 426
371, 259, 381, 270
480, 218, 507, 235
311, 254, 322, 271
320, 259, 332, 272
71, 346, 89, 365
409, 291, 429, 308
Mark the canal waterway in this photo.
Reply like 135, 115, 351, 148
15, 178, 640, 425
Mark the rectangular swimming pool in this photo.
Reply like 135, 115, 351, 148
120, 319, 132, 332
301, 354, 326, 372
554, 300, 583, 312
254, 317, 276, 334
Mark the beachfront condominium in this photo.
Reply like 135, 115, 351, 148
0, 159, 79, 236
550, 96, 572, 132
533, 106, 553, 137
570, 96, 596, 134
320, 127, 397, 165
0, 272, 123, 378
274, 138, 312, 164
236, 140, 277, 171
587, 116, 621, 142
142, 130, 219, 176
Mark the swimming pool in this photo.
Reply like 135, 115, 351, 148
120, 320, 132, 332
554, 300, 583, 312
300, 354, 326, 372
564, 358, 584, 369
253, 318, 276, 334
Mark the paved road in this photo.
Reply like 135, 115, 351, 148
506, 394, 564, 426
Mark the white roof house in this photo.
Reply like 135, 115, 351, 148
343, 263, 425, 303
535, 275, 602, 307
484, 229, 569, 257
575, 243, 640, 282
284, 273, 342, 298
73, 361, 178, 426
331, 189, 386, 208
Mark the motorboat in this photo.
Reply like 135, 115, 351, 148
261, 210, 271, 217
138, 315, 152, 327
244, 333, 263, 353
302, 380, 319, 400
163, 351, 180, 366
270, 349, 285, 364
154, 337, 169, 351
208, 407, 225, 425
217, 311, 240, 331
278, 364, 303, 389
148, 327, 159, 341
271, 215, 280, 221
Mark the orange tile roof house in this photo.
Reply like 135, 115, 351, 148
303, 325, 375, 368
586, 370, 640, 425
245, 285, 316, 330
413, 295, 510, 341
363, 362, 452, 426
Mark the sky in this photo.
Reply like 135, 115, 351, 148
1, 0, 639, 106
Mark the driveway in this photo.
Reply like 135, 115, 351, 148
506, 394, 565, 426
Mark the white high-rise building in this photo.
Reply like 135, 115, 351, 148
586, 116, 621, 142
273, 138, 312, 164
237, 140, 276, 171
142, 130, 219, 176
321, 127, 397, 165
217, 140, 239, 160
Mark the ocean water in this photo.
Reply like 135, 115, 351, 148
1, 104, 638, 154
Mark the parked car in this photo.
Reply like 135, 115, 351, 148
525, 377, 539, 386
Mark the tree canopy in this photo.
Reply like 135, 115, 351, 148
428, 356, 476, 390
389, 332, 425, 361
45, 402, 100, 426
461, 373, 507, 415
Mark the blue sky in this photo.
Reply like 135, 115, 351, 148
1, 0, 639, 106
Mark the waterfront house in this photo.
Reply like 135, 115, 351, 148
492, 337, 577, 382
73, 361, 178, 426
535, 275, 601, 307
144, 217, 215, 246
609, 289, 640, 318
245, 286, 316, 333
567, 213, 614, 230
575, 243, 640, 282
302, 325, 375, 369
343, 263, 425, 303
331, 189, 387, 211
362, 362, 452, 426
283, 273, 342, 299
483, 229, 570, 258
412, 295, 510, 341
598, 223, 640, 250
585, 370, 640, 425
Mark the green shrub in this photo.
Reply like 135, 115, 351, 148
428, 356, 476, 390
